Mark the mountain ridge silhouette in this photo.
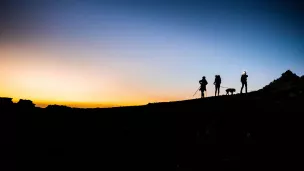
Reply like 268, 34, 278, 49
259, 70, 303, 95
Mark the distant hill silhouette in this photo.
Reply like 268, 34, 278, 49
17, 99, 35, 108
0, 97, 13, 106
259, 70, 303, 96
46, 105, 72, 110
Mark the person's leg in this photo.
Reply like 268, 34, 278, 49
218, 86, 220, 96
245, 82, 247, 93
241, 83, 244, 93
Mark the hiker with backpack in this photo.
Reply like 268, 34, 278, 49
214, 75, 221, 96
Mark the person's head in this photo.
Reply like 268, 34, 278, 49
203, 76, 206, 79
243, 71, 247, 75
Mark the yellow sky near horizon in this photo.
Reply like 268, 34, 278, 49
0, 42, 190, 108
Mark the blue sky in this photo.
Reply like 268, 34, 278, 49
0, 0, 303, 106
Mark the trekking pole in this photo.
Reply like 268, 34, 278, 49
193, 87, 200, 97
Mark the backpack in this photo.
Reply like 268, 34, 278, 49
215, 75, 221, 84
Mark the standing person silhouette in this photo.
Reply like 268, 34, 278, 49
214, 75, 221, 96
199, 76, 208, 98
240, 71, 248, 94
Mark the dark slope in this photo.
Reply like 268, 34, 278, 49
260, 70, 303, 94
1, 70, 304, 170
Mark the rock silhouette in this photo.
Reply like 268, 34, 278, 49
1, 70, 304, 170
17, 99, 35, 108
0, 97, 13, 106
46, 105, 72, 110
261, 70, 303, 96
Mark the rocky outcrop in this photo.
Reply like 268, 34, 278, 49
0, 97, 14, 107
260, 70, 303, 94
17, 99, 35, 108
46, 105, 71, 110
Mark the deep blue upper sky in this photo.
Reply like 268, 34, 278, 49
1, 0, 303, 103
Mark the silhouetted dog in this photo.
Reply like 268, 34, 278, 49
226, 88, 236, 95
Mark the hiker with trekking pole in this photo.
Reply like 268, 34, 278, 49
194, 76, 208, 98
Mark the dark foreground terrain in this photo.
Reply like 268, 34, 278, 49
1, 70, 304, 170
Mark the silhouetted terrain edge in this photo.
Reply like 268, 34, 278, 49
1, 70, 304, 170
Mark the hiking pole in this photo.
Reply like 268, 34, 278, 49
193, 86, 200, 97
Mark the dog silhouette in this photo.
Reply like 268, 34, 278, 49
226, 88, 236, 95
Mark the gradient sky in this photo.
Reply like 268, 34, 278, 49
0, 0, 303, 107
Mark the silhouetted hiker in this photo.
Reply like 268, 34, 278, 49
199, 76, 208, 98
240, 71, 248, 93
214, 75, 221, 96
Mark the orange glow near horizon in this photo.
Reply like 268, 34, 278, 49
0, 42, 188, 108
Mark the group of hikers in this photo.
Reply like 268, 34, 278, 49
198, 71, 248, 98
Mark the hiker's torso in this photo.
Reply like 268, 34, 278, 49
241, 75, 248, 82
215, 77, 221, 85
199, 79, 207, 90
200, 79, 207, 85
